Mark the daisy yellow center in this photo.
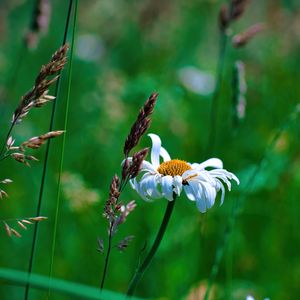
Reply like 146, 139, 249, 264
157, 159, 191, 177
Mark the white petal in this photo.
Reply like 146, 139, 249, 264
140, 160, 157, 173
140, 174, 161, 199
193, 158, 223, 170
216, 181, 225, 205
182, 169, 199, 180
209, 169, 233, 190
148, 134, 162, 168
196, 198, 207, 213
202, 181, 216, 209
160, 146, 171, 162
184, 180, 202, 201
196, 171, 216, 186
173, 175, 183, 196
183, 184, 196, 201
131, 178, 151, 201
161, 175, 174, 201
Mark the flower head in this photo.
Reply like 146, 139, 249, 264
129, 134, 239, 213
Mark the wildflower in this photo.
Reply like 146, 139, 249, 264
129, 134, 239, 212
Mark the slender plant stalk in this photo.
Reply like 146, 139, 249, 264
0, 120, 17, 159
24, 1, 74, 300
206, 30, 228, 155
126, 194, 177, 297
100, 223, 114, 290
204, 104, 300, 300
47, 0, 78, 298
100, 177, 131, 289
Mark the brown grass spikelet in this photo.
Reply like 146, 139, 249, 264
121, 158, 130, 181
123, 92, 158, 156
0, 189, 9, 199
4, 222, 11, 237
2, 217, 45, 238
128, 148, 149, 179
230, 0, 249, 21
219, 5, 230, 31
10, 153, 38, 166
232, 23, 265, 48
219, 0, 249, 31
17, 221, 28, 230
104, 175, 121, 220
10, 228, 22, 238
21, 130, 64, 149
112, 200, 137, 234
12, 44, 69, 124
1, 179, 13, 184
29, 216, 48, 222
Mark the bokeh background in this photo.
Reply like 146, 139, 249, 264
0, 0, 300, 299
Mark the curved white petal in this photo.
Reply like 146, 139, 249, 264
173, 175, 183, 196
140, 160, 157, 173
195, 171, 216, 186
140, 174, 161, 199
209, 169, 232, 190
196, 198, 207, 213
182, 169, 199, 180
217, 181, 225, 205
131, 178, 151, 201
194, 158, 223, 170
202, 181, 216, 209
161, 175, 174, 201
183, 184, 196, 201
148, 134, 161, 168
160, 146, 171, 162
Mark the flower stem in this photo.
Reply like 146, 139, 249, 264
100, 222, 114, 290
126, 194, 177, 297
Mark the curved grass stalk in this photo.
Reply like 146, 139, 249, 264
126, 195, 177, 297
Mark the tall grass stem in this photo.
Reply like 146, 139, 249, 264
24, 1, 74, 299
47, 0, 78, 298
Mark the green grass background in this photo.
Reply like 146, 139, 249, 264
0, 0, 300, 299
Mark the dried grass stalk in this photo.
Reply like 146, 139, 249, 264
104, 175, 121, 220
219, 0, 249, 31
123, 92, 158, 156
21, 130, 64, 149
2, 217, 47, 238
12, 44, 69, 124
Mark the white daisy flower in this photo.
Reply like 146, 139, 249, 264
129, 133, 239, 213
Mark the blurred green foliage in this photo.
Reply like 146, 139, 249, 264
0, 0, 300, 299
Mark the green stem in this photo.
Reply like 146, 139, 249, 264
47, 0, 78, 297
24, 1, 74, 300
126, 195, 177, 297
100, 222, 114, 290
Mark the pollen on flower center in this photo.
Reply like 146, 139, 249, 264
157, 159, 191, 177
